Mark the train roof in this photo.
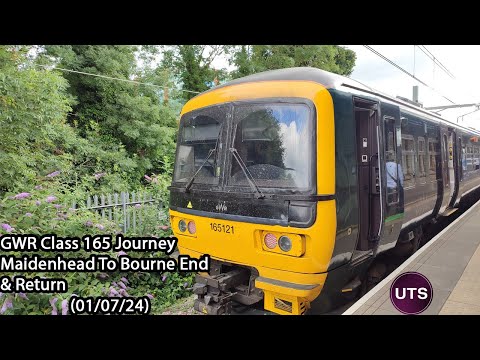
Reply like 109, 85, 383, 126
206, 67, 480, 136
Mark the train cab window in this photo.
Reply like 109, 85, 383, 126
428, 138, 439, 181
229, 103, 313, 190
418, 137, 427, 184
401, 135, 415, 188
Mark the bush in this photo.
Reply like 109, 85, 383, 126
0, 177, 193, 315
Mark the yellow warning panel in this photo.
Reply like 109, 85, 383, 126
187, 201, 193, 209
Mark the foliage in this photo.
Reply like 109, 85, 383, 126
39, 45, 179, 181
0, 46, 72, 192
0, 178, 193, 315
230, 45, 356, 78
160, 45, 233, 101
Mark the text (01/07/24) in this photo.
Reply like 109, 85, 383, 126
69, 296, 151, 315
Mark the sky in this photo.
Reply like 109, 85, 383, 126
212, 45, 480, 129
344, 45, 480, 129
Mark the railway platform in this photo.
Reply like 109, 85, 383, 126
343, 199, 480, 315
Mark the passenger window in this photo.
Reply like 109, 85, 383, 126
467, 146, 474, 171
428, 138, 439, 182
401, 135, 415, 188
418, 137, 426, 184
474, 147, 479, 170
459, 138, 464, 180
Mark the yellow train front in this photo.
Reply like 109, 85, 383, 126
169, 68, 367, 315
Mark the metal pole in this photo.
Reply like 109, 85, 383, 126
426, 103, 480, 111
121, 192, 127, 233
457, 107, 480, 123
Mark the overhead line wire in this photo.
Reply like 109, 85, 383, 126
363, 45, 456, 105
36, 64, 201, 94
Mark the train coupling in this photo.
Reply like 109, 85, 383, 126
192, 262, 263, 315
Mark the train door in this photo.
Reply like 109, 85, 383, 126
439, 125, 456, 215
448, 129, 460, 207
354, 98, 382, 252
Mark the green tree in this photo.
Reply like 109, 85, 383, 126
40, 45, 178, 182
230, 45, 356, 78
0, 45, 72, 192
160, 45, 232, 101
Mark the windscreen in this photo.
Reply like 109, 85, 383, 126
173, 105, 227, 184
229, 103, 313, 190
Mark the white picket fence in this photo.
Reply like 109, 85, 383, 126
73, 192, 166, 233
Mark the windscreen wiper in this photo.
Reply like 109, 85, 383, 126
185, 122, 224, 193
229, 147, 266, 199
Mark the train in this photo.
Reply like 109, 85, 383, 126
168, 67, 480, 315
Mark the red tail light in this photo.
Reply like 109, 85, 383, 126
188, 221, 196, 234
264, 233, 277, 249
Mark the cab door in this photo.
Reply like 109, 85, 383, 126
353, 97, 382, 253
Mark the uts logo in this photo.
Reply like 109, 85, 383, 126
390, 272, 433, 315
216, 201, 227, 212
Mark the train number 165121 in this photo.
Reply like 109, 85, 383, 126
210, 223, 234, 234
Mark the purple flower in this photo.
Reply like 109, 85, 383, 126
61, 299, 68, 315
118, 281, 127, 290
53, 204, 62, 209
35, 200, 41, 206
94, 224, 105, 231
162, 274, 168, 282
1, 297, 13, 314
46, 170, 60, 178
118, 289, 129, 297
144, 175, 152, 182
46, 196, 57, 203
94, 172, 106, 180
18, 293, 28, 300
160, 225, 169, 230
24, 212, 33, 217
111, 282, 118, 288
120, 277, 129, 284
146, 294, 154, 300
85, 220, 93, 227
117, 251, 127, 257
135, 204, 142, 209
13, 192, 31, 199
109, 287, 119, 297
50, 297, 58, 315
1, 223, 14, 233
34, 185, 43, 190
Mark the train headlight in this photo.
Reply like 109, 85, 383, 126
188, 220, 196, 234
278, 236, 292, 252
178, 220, 187, 232
264, 233, 278, 249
